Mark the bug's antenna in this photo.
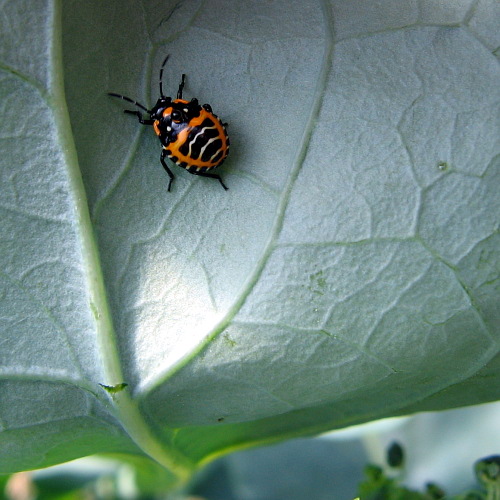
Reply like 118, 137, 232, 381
107, 93, 151, 113
159, 55, 170, 98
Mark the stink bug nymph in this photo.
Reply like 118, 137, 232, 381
108, 55, 229, 192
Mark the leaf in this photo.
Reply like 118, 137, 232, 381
1, 0, 498, 488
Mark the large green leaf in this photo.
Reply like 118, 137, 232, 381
1, 0, 498, 488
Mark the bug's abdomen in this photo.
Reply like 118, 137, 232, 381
165, 110, 229, 172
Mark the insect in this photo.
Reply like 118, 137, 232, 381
108, 55, 229, 192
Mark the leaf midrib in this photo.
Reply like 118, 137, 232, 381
50, 0, 194, 481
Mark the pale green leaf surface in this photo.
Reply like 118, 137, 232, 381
0, 0, 498, 485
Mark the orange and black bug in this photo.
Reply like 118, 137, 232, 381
108, 55, 229, 192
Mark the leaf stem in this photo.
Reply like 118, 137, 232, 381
49, 0, 193, 483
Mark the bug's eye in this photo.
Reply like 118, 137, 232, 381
171, 110, 182, 122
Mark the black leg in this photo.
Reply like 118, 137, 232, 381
177, 74, 186, 99
160, 150, 175, 192
124, 110, 154, 125
191, 170, 228, 191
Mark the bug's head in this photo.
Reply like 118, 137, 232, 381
150, 97, 172, 119
153, 98, 202, 126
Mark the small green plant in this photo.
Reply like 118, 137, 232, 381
355, 445, 500, 500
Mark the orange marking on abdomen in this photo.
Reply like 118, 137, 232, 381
166, 109, 229, 169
